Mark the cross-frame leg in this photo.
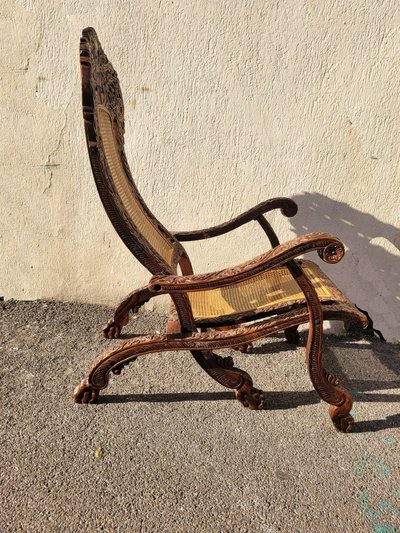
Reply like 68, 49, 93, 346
190, 350, 265, 409
285, 260, 354, 432
304, 316, 354, 432
73, 332, 265, 410
102, 287, 153, 338
74, 295, 357, 431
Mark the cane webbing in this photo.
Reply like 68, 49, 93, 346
96, 106, 174, 266
188, 263, 333, 319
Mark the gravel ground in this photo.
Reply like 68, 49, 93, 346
0, 299, 399, 533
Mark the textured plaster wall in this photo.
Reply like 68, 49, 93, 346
1, 1, 399, 341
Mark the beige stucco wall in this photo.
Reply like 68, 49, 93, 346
1, 0, 399, 341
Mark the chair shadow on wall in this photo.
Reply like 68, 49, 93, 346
289, 192, 399, 339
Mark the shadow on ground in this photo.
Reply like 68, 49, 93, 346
101, 332, 399, 432
1, 300, 399, 532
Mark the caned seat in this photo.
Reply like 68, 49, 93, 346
189, 260, 335, 320
74, 27, 369, 433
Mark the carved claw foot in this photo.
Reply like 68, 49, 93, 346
233, 342, 254, 354
102, 319, 122, 339
329, 405, 354, 433
73, 379, 99, 404
236, 387, 266, 410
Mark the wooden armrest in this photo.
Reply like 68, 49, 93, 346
172, 197, 297, 241
149, 232, 344, 293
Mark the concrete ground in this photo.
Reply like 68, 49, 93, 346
0, 299, 399, 533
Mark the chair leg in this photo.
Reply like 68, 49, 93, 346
305, 318, 354, 432
284, 325, 300, 345
73, 334, 265, 410
283, 259, 354, 432
74, 336, 165, 403
190, 350, 265, 410
102, 287, 152, 338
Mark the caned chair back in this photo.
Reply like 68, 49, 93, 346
80, 27, 183, 275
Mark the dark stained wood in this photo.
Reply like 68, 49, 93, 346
74, 28, 369, 432
80, 27, 186, 276
256, 215, 281, 247
148, 233, 346, 293
172, 198, 297, 241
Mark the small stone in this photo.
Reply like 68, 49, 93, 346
95, 446, 104, 459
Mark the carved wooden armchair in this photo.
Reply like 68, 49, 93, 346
74, 28, 368, 432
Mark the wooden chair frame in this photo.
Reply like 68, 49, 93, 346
73, 28, 368, 432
